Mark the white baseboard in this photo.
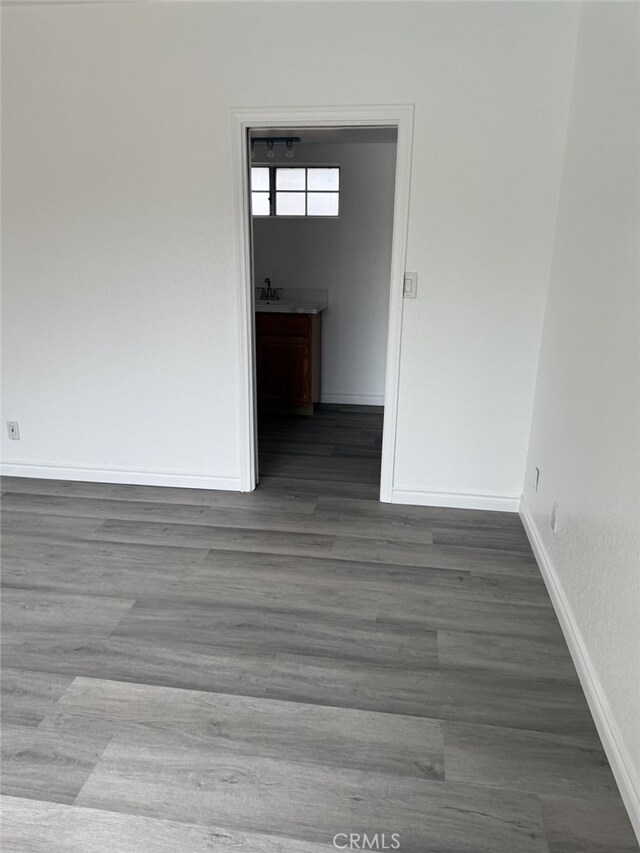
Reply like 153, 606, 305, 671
0, 463, 242, 492
520, 498, 640, 842
391, 488, 520, 512
320, 393, 385, 406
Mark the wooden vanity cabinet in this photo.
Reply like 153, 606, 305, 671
256, 312, 321, 413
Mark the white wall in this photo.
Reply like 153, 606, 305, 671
1, 2, 578, 499
522, 3, 640, 833
252, 141, 396, 406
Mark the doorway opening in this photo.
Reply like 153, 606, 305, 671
232, 107, 414, 501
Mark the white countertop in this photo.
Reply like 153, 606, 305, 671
255, 300, 327, 314
254, 287, 328, 315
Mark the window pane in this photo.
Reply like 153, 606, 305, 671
251, 167, 269, 191
307, 168, 339, 191
307, 192, 339, 216
276, 168, 305, 191
251, 192, 270, 216
276, 192, 306, 216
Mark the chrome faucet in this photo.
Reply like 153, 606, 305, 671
260, 278, 281, 300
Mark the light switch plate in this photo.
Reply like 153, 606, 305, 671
403, 272, 417, 299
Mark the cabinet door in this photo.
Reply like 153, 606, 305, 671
257, 335, 311, 404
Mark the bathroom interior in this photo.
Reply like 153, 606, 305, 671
249, 126, 398, 488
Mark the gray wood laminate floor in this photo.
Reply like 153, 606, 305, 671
1, 405, 637, 852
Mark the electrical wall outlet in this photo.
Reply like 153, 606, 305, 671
550, 502, 559, 533
7, 421, 20, 440
534, 467, 540, 492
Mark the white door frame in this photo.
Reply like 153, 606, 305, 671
231, 104, 414, 500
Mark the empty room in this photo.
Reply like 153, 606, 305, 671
1, 2, 638, 852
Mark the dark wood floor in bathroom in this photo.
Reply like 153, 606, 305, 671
1, 405, 637, 852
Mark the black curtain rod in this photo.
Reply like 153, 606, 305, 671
251, 137, 302, 144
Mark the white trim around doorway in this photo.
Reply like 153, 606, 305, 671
231, 104, 414, 500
